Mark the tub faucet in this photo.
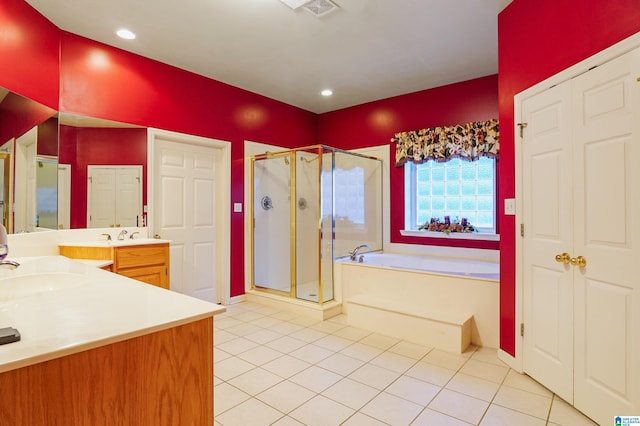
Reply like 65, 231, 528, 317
117, 230, 128, 240
349, 244, 372, 261
0, 260, 20, 270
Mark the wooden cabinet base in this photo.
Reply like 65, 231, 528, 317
0, 318, 213, 426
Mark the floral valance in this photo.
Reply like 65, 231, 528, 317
392, 119, 499, 166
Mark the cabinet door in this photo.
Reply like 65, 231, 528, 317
117, 265, 168, 289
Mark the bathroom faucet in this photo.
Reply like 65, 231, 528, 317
349, 244, 372, 261
101, 233, 112, 241
129, 231, 140, 240
0, 224, 19, 269
117, 230, 128, 240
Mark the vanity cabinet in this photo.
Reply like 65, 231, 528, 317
59, 242, 170, 289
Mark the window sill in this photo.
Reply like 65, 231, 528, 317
400, 229, 500, 241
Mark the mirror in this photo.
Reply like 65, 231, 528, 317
0, 87, 57, 233
0, 86, 148, 233
59, 113, 147, 229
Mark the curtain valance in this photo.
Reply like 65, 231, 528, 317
392, 119, 499, 166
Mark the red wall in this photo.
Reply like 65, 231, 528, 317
318, 75, 499, 250
58, 33, 317, 298
0, 92, 56, 144
59, 126, 148, 229
497, 0, 640, 356
0, 0, 59, 108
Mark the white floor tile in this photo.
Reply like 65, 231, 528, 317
348, 363, 401, 390
492, 384, 552, 420
405, 360, 456, 387
339, 341, 384, 362
214, 357, 256, 381
547, 395, 599, 426
216, 337, 259, 356
340, 412, 387, 425
227, 367, 283, 396
313, 334, 354, 352
265, 335, 308, 354
261, 354, 312, 379
316, 352, 365, 376
422, 348, 471, 371
215, 397, 284, 426
322, 377, 380, 410
388, 340, 433, 359
369, 350, 417, 373
459, 358, 509, 384
332, 326, 372, 341
213, 303, 597, 426
446, 372, 501, 402
385, 375, 441, 406
289, 343, 335, 364
360, 391, 423, 425
256, 380, 316, 414
243, 328, 283, 345
289, 395, 355, 426
428, 388, 490, 424
359, 332, 401, 350
502, 370, 553, 398
214, 382, 251, 416
412, 408, 474, 425
289, 365, 343, 393
480, 404, 546, 426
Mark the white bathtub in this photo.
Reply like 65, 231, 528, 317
350, 252, 499, 280
335, 252, 500, 348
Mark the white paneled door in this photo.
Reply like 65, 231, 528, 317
87, 166, 142, 228
152, 133, 226, 303
522, 80, 574, 403
521, 46, 640, 424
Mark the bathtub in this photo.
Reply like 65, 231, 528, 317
334, 252, 500, 349
351, 252, 499, 280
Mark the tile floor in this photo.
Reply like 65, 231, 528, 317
214, 302, 598, 426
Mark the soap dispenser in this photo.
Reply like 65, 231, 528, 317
0, 224, 8, 260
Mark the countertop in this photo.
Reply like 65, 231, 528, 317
0, 256, 225, 373
58, 238, 171, 248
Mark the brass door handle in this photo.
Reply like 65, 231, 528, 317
570, 256, 587, 267
555, 253, 571, 264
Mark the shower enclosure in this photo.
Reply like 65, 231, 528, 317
250, 145, 382, 304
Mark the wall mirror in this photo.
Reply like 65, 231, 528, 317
0, 86, 148, 233
0, 86, 57, 233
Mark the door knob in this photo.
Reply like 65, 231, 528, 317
570, 256, 587, 267
555, 252, 571, 264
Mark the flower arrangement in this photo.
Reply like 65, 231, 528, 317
418, 216, 477, 234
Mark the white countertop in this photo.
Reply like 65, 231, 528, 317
0, 256, 225, 373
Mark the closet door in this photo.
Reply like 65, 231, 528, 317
572, 46, 640, 423
522, 80, 574, 403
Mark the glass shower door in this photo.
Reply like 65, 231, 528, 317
252, 154, 291, 294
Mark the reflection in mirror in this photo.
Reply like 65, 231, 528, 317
0, 87, 57, 233
59, 113, 147, 229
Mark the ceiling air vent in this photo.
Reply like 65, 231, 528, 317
303, 0, 339, 17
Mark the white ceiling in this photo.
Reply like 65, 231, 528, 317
25, 0, 512, 114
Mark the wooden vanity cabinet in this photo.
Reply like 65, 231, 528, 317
59, 243, 170, 289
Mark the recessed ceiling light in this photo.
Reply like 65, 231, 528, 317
116, 29, 136, 40
321, 89, 333, 97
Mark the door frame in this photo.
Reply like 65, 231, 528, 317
504, 31, 640, 371
147, 128, 231, 305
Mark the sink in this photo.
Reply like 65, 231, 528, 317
0, 272, 89, 298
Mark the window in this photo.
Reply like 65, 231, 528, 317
404, 157, 496, 234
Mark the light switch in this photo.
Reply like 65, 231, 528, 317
504, 198, 516, 215
233, 203, 243, 213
